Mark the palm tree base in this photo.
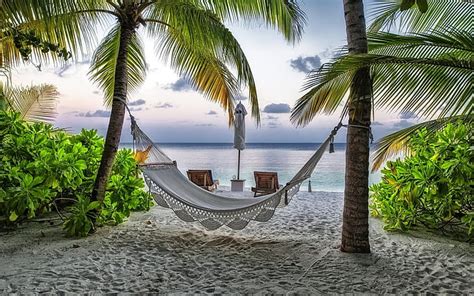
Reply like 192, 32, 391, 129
340, 243, 370, 253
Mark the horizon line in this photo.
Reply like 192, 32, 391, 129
119, 142, 349, 144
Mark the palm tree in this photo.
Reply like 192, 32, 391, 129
291, 0, 472, 168
291, 0, 472, 252
338, 0, 372, 253
2, 0, 305, 202
368, 0, 473, 169
292, 0, 373, 253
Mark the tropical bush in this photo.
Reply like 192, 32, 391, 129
0, 111, 152, 236
370, 123, 473, 240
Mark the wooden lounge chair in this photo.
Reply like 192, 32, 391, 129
186, 170, 219, 192
251, 171, 280, 197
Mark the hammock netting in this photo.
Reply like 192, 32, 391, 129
130, 116, 342, 230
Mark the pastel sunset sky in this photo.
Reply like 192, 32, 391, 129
12, 0, 417, 143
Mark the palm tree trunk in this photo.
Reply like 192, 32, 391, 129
341, 0, 372, 253
91, 24, 134, 202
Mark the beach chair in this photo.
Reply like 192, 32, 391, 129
251, 171, 280, 197
186, 170, 219, 192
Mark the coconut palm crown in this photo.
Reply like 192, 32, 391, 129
2, 0, 306, 202
290, 0, 473, 170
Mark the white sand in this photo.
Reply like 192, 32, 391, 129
0, 191, 473, 295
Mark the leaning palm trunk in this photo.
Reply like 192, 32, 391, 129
341, 0, 371, 253
92, 24, 134, 202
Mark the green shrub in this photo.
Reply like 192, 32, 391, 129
370, 123, 474, 240
98, 149, 152, 225
0, 111, 152, 236
63, 196, 100, 237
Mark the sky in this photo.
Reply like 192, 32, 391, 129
11, 0, 418, 143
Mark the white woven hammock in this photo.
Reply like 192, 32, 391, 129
131, 117, 342, 230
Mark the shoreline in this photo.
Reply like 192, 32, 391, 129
1, 191, 473, 294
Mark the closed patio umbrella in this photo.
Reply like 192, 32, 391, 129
233, 102, 247, 179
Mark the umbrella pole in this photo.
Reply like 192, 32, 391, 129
237, 149, 241, 180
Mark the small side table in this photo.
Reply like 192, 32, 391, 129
230, 179, 245, 192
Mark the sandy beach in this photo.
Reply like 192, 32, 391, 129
1, 191, 472, 295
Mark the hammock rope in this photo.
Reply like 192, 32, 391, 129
120, 99, 349, 230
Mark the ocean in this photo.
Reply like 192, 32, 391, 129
121, 143, 382, 192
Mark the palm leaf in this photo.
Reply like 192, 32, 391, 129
156, 27, 240, 125
88, 23, 147, 106
371, 114, 474, 171
5, 84, 59, 122
1, 0, 110, 66
193, 0, 306, 43
145, 0, 260, 123
368, 28, 474, 59
368, 0, 473, 33
290, 63, 353, 126
291, 28, 473, 126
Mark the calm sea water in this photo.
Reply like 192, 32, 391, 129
120, 143, 382, 192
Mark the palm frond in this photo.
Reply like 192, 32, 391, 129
368, 28, 474, 59
368, 0, 473, 33
371, 114, 474, 171
88, 24, 147, 106
193, 0, 306, 43
157, 27, 240, 125
290, 63, 353, 126
291, 28, 473, 126
370, 56, 472, 119
1, 0, 110, 66
5, 84, 59, 122
145, 0, 260, 123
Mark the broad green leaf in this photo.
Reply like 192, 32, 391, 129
9, 211, 18, 221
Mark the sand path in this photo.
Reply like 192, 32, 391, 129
1, 191, 472, 294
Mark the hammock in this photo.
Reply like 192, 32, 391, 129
130, 116, 343, 230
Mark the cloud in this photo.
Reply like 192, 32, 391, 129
393, 120, 414, 128
155, 102, 174, 109
77, 110, 111, 118
399, 111, 418, 119
263, 103, 291, 113
164, 78, 193, 92
235, 93, 248, 101
130, 107, 142, 112
320, 48, 334, 59
372, 121, 384, 126
195, 123, 215, 127
129, 99, 146, 106
206, 110, 218, 115
54, 59, 91, 77
92, 90, 100, 95
290, 55, 322, 73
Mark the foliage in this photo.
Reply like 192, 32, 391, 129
2, 0, 306, 125
0, 0, 99, 68
5, 28, 72, 63
372, 115, 474, 171
370, 123, 474, 239
290, 0, 473, 171
0, 111, 152, 236
63, 196, 100, 237
1, 84, 59, 122
98, 149, 152, 225
400, 0, 428, 12
368, 0, 471, 33
290, 28, 473, 124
